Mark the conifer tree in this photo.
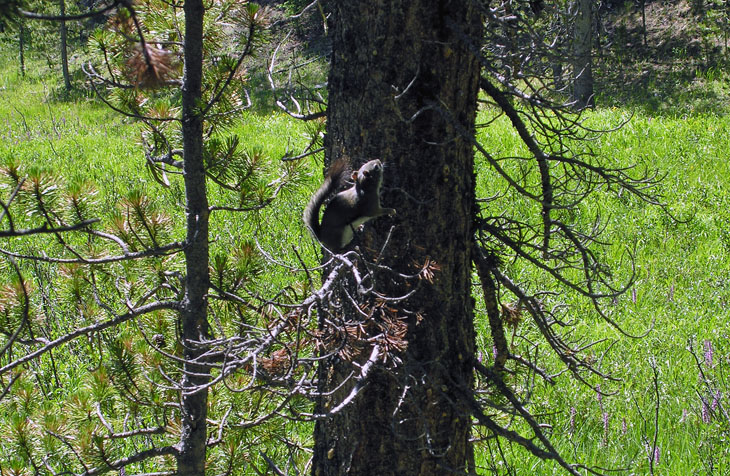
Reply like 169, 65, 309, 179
0, 2, 313, 474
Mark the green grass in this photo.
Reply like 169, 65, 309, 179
473, 108, 730, 473
0, 48, 319, 267
2, 49, 730, 474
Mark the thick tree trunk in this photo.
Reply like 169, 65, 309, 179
312, 2, 482, 475
572, 0, 594, 109
177, 1, 210, 475
59, 0, 71, 91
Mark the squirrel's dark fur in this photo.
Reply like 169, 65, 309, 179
303, 159, 395, 252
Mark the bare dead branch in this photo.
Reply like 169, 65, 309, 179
20, 1, 121, 21
267, 31, 327, 121
0, 300, 179, 377
0, 240, 184, 265
0, 218, 99, 238
80, 446, 178, 476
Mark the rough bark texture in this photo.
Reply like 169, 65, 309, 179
312, 2, 482, 475
572, 0, 594, 109
177, 1, 210, 475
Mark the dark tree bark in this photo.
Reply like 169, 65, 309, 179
18, 22, 25, 77
177, 1, 210, 475
572, 0, 594, 109
312, 1, 482, 475
59, 0, 71, 91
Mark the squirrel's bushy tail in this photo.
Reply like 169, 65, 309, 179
303, 160, 348, 239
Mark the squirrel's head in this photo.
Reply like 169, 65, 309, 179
353, 159, 384, 192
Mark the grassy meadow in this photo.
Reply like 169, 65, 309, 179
1, 48, 730, 474
474, 110, 730, 473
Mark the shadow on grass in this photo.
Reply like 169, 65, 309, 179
594, 42, 730, 117
596, 61, 730, 116
595, 2, 730, 116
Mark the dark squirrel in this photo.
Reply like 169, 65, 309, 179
303, 159, 396, 252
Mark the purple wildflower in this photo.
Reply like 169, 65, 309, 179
704, 340, 714, 368
569, 406, 576, 435
712, 390, 721, 412
701, 399, 711, 424
654, 446, 660, 465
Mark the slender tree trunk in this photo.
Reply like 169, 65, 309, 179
59, 0, 71, 91
691, 0, 705, 16
312, 1, 482, 475
640, 0, 647, 48
18, 23, 25, 77
177, 1, 210, 475
572, 0, 594, 109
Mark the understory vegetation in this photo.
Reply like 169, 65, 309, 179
2, 16, 730, 473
